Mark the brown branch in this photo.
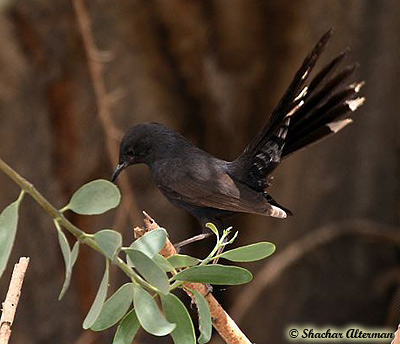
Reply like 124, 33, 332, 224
231, 219, 400, 321
71, 0, 141, 223
135, 212, 252, 344
0, 257, 30, 344
392, 324, 400, 344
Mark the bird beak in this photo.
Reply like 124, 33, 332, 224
111, 162, 129, 183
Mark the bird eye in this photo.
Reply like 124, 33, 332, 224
126, 149, 134, 157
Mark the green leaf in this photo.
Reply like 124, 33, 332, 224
0, 194, 22, 279
66, 179, 121, 215
59, 240, 80, 300
113, 309, 140, 344
161, 293, 196, 344
70, 241, 80, 267
57, 227, 71, 271
153, 254, 175, 272
93, 229, 122, 260
190, 290, 212, 344
129, 228, 167, 259
83, 260, 109, 329
125, 249, 169, 295
91, 283, 134, 331
205, 223, 219, 237
173, 265, 252, 285
220, 242, 276, 262
133, 284, 175, 336
168, 255, 200, 269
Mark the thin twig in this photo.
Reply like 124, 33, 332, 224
0, 257, 30, 344
136, 212, 252, 344
232, 219, 400, 321
71, 0, 141, 223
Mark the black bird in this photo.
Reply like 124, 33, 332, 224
112, 30, 364, 235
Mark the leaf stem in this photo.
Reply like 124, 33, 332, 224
201, 230, 230, 265
169, 280, 184, 291
59, 205, 70, 213
16, 190, 25, 204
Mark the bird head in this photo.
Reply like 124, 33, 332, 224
111, 122, 184, 182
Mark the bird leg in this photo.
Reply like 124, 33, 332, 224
174, 232, 213, 249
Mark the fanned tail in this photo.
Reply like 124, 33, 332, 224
244, 30, 335, 158
282, 58, 365, 156
229, 30, 365, 205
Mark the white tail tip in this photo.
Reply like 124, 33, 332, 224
350, 81, 365, 93
269, 205, 287, 219
327, 118, 353, 133
346, 97, 366, 111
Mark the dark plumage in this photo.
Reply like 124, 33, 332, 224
112, 30, 365, 231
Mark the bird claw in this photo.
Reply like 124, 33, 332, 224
204, 283, 213, 296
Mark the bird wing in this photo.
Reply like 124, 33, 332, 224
153, 159, 286, 218
229, 29, 364, 191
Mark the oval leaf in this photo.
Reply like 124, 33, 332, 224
125, 249, 169, 295
67, 179, 121, 215
133, 285, 175, 336
113, 309, 140, 344
91, 283, 134, 331
83, 260, 109, 329
0, 197, 22, 279
190, 289, 212, 343
129, 228, 167, 259
161, 293, 196, 344
220, 242, 276, 262
173, 265, 252, 285
168, 255, 200, 269
93, 229, 122, 260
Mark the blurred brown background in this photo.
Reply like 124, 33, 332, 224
1, 0, 400, 343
